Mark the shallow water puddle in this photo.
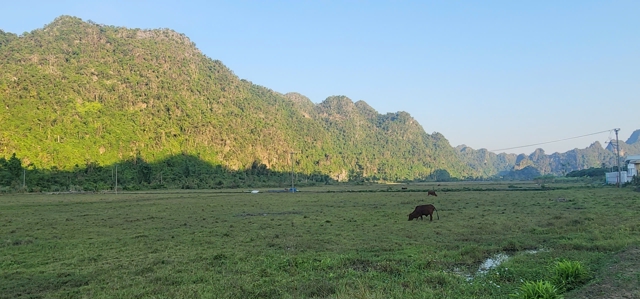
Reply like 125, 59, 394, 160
477, 252, 509, 274
455, 248, 548, 281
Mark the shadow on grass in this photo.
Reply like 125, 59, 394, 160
0, 271, 91, 299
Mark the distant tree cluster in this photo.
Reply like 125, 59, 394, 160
0, 154, 24, 190
565, 167, 609, 178
500, 166, 542, 181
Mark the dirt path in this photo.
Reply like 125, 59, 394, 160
566, 246, 640, 299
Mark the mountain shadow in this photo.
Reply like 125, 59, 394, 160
0, 153, 333, 193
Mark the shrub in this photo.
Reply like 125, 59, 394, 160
550, 260, 589, 292
510, 280, 563, 299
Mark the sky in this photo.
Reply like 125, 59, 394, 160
2, 0, 638, 155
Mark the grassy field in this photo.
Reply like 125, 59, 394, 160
1, 182, 639, 298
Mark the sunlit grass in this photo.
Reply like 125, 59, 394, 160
510, 280, 563, 299
551, 260, 590, 292
1, 183, 638, 298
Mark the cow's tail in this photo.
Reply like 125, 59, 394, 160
435, 208, 439, 220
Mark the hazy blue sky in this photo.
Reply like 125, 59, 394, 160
2, 1, 638, 154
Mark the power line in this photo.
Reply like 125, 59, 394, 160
490, 129, 614, 152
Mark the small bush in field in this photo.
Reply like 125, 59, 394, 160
510, 280, 563, 299
551, 260, 590, 291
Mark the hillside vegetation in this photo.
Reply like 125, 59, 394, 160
1, 16, 638, 189
0, 16, 471, 183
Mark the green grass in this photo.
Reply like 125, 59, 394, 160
1, 183, 639, 298
550, 260, 590, 292
510, 280, 563, 299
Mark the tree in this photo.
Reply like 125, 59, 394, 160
7, 153, 22, 180
432, 169, 451, 182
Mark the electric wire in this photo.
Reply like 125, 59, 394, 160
490, 129, 614, 152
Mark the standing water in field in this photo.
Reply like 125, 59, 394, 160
455, 249, 549, 281
477, 253, 510, 275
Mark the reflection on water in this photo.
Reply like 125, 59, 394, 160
454, 248, 549, 281
477, 253, 509, 274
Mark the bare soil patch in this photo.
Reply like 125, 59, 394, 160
566, 246, 640, 299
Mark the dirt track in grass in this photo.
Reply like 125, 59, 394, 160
566, 246, 640, 299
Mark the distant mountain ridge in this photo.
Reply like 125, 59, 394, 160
626, 130, 640, 144
456, 131, 640, 178
605, 129, 640, 156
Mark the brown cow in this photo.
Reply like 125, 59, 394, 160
408, 204, 439, 221
427, 191, 437, 196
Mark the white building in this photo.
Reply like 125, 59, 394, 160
626, 155, 640, 178
605, 155, 640, 184
606, 172, 627, 184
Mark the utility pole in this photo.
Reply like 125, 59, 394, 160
290, 152, 295, 191
615, 128, 621, 188
115, 164, 118, 194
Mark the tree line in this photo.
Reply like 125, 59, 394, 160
0, 153, 335, 193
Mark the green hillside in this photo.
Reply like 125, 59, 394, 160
2, 16, 637, 189
0, 16, 473, 186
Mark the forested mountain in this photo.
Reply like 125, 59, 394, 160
455, 146, 517, 177
0, 16, 474, 184
1, 16, 637, 189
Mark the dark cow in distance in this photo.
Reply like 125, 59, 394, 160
408, 204, 439, 221
427, 191, 437, 196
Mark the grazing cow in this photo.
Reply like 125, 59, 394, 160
427, 191, 437, 196
408, 204, 439, 221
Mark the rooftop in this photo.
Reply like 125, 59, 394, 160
626, 155, 640, 163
